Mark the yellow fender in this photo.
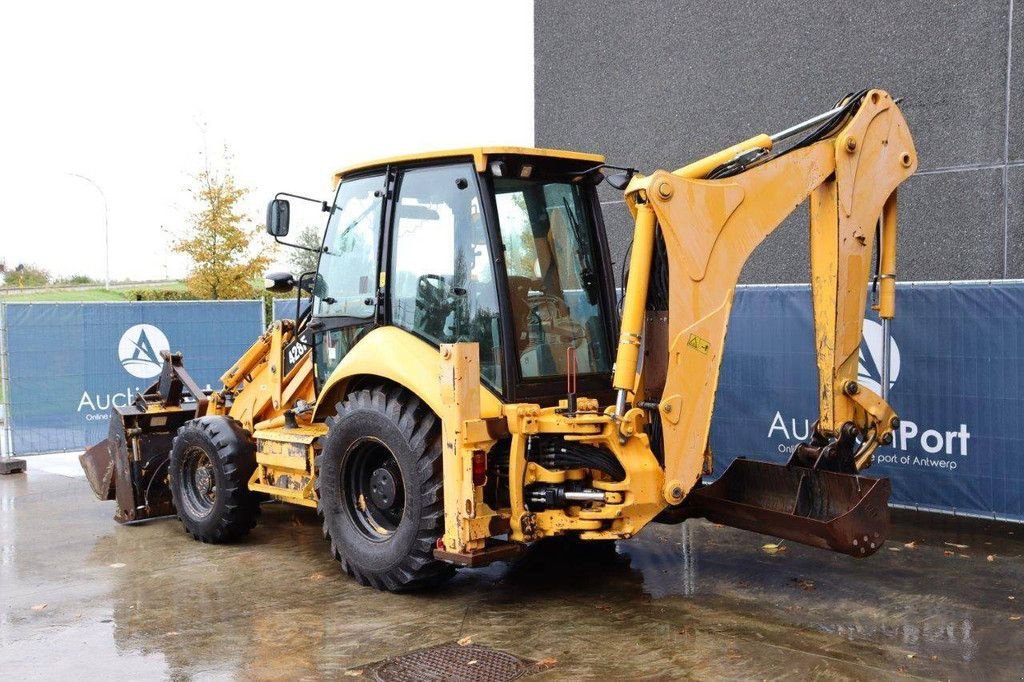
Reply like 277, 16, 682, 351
313, 326, 504, 422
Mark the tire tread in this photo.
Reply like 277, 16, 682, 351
169, 416, 260, 544
315, 386, 454, 592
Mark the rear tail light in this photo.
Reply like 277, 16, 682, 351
472, 450, 487, 487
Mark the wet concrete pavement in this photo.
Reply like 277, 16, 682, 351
3, 459, 1024, 680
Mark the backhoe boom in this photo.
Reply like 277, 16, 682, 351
619, 89, 916, 501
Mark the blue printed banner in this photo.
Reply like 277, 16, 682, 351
2, 301, 264, 455
711, 282, 1024, 521
272, 297, 309, 322
5, 285, 1021, 521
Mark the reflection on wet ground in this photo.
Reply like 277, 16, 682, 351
2, 467, 1024, 679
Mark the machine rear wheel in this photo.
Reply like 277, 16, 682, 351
169, 417, 260, 543
316, 386, 454, 591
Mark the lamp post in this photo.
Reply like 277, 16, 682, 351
66, 173, 110, 289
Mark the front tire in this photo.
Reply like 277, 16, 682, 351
169, 416, 260, 543
316, 387, 454, 591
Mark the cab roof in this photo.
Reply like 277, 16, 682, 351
332, 146, 605, 185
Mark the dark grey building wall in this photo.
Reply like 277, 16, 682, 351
535, 0, 1022, 283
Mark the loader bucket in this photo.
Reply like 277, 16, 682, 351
80, 350, 208, 523
80, 403, 192, 523
80, 437, 116, 501
680, 458, 890, 557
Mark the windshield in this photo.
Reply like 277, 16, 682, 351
315, 174, 383, 318
493, 177, 611, 379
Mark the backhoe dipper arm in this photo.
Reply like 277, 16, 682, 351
616, 90, 917, 505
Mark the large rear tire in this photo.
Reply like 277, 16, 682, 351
316, 386, 454, 591
169, 416, 260, 543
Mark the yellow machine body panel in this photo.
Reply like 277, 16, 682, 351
313, 326, 505, 424
333, 146, 605, 184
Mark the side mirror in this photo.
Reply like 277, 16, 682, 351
606, 171, 634, 191
266, 198, 290, 237
264, 271, 296, 293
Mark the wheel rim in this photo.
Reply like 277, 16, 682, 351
180, 446, 217, 519
342, 437, 405, 541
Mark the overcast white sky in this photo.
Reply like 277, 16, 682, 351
0, 1, 533, 281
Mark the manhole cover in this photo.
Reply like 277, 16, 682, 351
364, 642, 540, 682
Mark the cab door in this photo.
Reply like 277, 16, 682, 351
386, 163, 505, 393
310, 171, 388, 388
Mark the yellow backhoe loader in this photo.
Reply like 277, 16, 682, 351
82, 89, 916, 591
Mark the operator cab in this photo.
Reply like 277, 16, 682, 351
268, 148, 619, 406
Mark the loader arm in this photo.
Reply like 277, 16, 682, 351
617, 89, 917, 503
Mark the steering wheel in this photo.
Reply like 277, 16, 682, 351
527, 293, 566, 313
415, 274, 449, 312
529, 293, 589, 346
527, 293, 570, 329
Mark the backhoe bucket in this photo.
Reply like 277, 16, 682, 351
680, 458, 890, 557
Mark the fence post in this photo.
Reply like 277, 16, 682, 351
0, 303, 26, 474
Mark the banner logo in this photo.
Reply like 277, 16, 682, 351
857, 319, 900, 395
118, 324, 170, 379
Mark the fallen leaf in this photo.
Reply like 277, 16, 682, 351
944, 542, 969, 550
109, 563, 126, 568
1011, 616, 1022, 621
457, 636, 473, 646
762, 543, 786, 555
31, 603, 47, 611
903, 541, 917, 549
987, 555, 996, 562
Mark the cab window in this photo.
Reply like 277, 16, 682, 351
493, 177, 611, 379
315, 174, 384, 319
390, 164, 503, 391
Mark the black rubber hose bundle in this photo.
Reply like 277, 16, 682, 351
705, 90, 872, 180
527, 437, 627, 482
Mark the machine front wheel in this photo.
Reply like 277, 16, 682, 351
169, 417, 261, 543
316, 387, 454, 591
